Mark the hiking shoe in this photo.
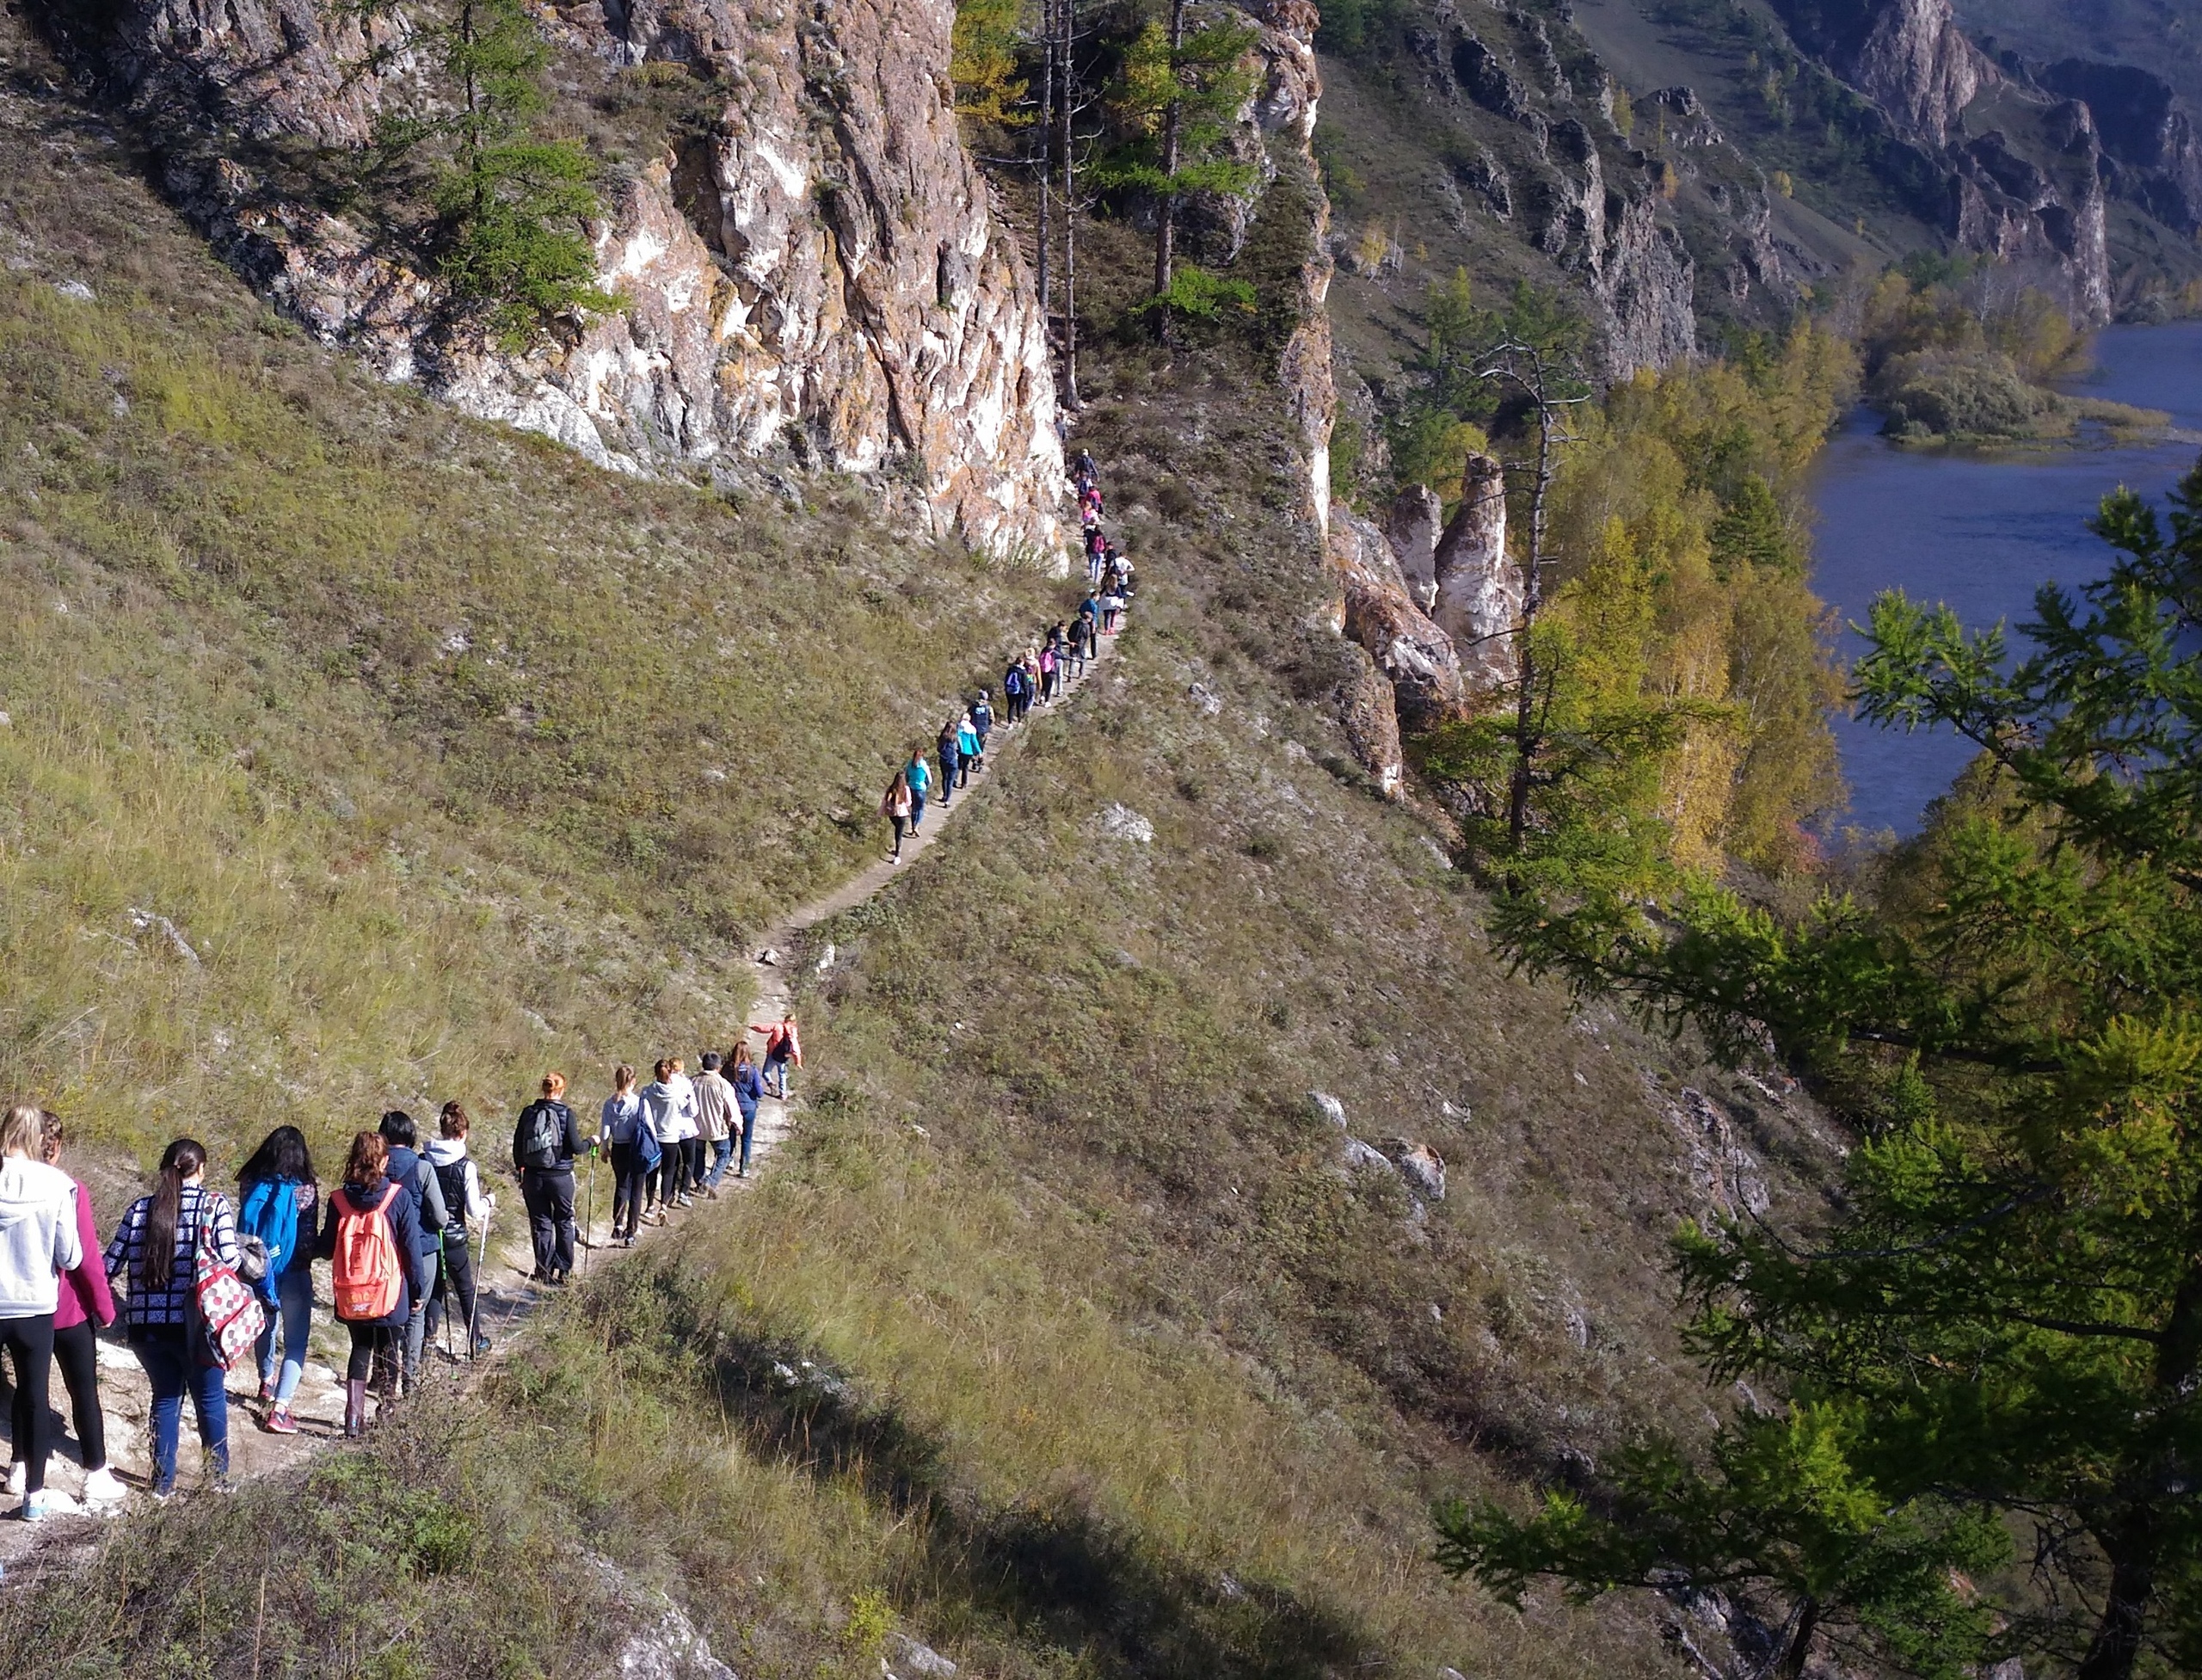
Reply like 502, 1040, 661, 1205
81, 1468, 126, 1504
263, 1407, 298, 1435
471, 1333, 494, 1356
3, 1463, 22, 1498
150, 1476, 176, 1500
256, 1381, 275, 1404
18, 1492, 53, 1523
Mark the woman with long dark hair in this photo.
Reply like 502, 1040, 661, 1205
237, 1125, 317, 1434
105, 1136, 237, 1497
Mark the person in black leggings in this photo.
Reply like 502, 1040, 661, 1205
18, 1113, 122, 1503
320, 1130, 423, 1437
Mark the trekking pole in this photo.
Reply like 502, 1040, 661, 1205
581, 1146, 600, 1274
470, 1206, 489, 1361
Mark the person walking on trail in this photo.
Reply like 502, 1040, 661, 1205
937, 718, 962, 807
753, 1013, 803, 1101
956, 711, 981, 785
729, 1043, 764, 1177
665, 1056, 703, 1204
321, 1129, 421, 1438
105, 1137, 237, 1498
694, 1053, 739, 1197
237, 1125, 318, 1435
12, 1112, 121, 1505
1001, 660, 1027, 725
0, 1103, 83, 1520
971, 692, 994, 768
378, 1110, 447, 1398
1038, 639, 1059, 705
600, 1065, 657, 1246
1072, 447, 1098, 489
882, 767, 914, 862
639, 1060, 696, 1209
425, 1104, 494, 1358
512, 1073, 587, 1283
905, 747, 932, 831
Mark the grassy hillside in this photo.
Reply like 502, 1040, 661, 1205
0, 19, 1852, 1680
0, 15, 1068, 1173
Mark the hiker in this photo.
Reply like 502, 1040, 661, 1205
1084, 526, 1107, 585
956, 711, 981, 785
378, 1110, 448, 1396
937, 717, 962, 806
1001, 660, 1027, 725
238, 1125, 319, 1435
321, 1129, 421, 1437
14, 1113, 121, 1506
694, 1053, 739, 1197
662, 1056, 702, 1205
106, 1137, 236, 1497
752, 1013, 803, 1101
425, 1104, 494, 1358
1103, 586, 1125, 634
1072, 447, 1098, 489
1038, 639, 1058, 704
906, 746, 932, 831
0, 1104, 83, 1520
512, 1073, 587, 1283
600, 1064, 658, 1245
971, 691, 994, 766
639, 1059, 696, 1209
729, 1043, 764, 1177
881, 767, 914, 861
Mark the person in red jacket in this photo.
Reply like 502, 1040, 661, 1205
751, 1014, 803, 1101
8, 1112, 124, 1505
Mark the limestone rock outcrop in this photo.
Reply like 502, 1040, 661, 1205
1331, 509, 1469, 735
40, 0, 1066, 557
1430, 454, 1520, 699
2040, 58, 2202, 237
1385, 485, 1442, 612
1771, 0, 1990, 149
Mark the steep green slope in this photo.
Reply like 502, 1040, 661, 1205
0, 28, 1067, 1167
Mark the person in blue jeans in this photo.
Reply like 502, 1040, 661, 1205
237, 1126, 319, 1436
106, 1138, 237, 1497
937, 720, 961, 806
905, 747, 932, 830
729, 1042, 765, 1175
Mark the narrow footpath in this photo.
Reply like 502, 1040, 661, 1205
0, 610, 1121, 1585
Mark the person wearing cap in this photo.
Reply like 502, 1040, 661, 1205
693, 1052, 739, 1197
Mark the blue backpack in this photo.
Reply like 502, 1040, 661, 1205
238, 1178, 301, 1307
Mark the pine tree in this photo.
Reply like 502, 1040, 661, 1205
1446, 458, 2202, 1680
1097, 0, 1256, 309
433, 0, 618, 350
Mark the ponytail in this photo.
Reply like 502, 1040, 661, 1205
140, 1137, 207, 1291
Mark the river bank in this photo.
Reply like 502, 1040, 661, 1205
1809, 320, 2202, 837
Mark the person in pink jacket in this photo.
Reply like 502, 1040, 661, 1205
5, 1111, 121, 1507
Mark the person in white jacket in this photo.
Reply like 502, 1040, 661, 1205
641, 1059, 699, 1209
424, 1103, 496, 1359
0, 1103, 83, 1521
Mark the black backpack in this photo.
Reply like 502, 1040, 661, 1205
434, 1154, 471, 1238
521, 1101, 564, 1170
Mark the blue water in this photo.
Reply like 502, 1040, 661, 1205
1807, 321, 2202, 836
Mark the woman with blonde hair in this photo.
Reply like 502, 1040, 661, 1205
0, 1104, 83, 1519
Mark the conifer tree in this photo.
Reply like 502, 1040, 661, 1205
432, 0, 618, 349
1444, 460, 2202, 1680
1098, 0, 1256, 308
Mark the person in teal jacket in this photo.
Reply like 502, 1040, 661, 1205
905, 747, 932, 830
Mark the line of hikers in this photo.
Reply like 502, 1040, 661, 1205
878, 452, 1133, 863
0, 1016, 803, 1514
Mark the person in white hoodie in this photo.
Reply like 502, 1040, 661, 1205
424, 1103, 495, 1360
643, 1058, 701, 1209
0, 1102, 83, 1522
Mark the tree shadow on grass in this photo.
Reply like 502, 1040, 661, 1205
690, 1322, 1374, 1679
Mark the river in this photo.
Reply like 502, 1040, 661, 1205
1806, 320, 2202, 837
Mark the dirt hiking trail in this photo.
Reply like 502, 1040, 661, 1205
0, 623, 1122, 1585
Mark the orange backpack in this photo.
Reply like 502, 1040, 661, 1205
330, 1183, 403, 1321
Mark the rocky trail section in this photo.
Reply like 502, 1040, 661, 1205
30, 0, 1067, 559
0, 618, 1119, 1586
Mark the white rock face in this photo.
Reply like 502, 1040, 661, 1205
83, 0, 1067, 560
1430, 453, 1521, 698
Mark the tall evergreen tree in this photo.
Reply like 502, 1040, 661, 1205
1442, 460, 2202, 1680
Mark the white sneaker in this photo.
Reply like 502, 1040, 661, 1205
81, 1468, 126, 1504
3, 1463, 22, 1498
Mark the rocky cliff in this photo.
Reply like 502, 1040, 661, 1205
2040, 58, 2202, 237
1772, 0, 1991, 147
39, 0, 1067, 558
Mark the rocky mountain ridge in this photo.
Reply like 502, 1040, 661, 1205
32, 0, 1068, 559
